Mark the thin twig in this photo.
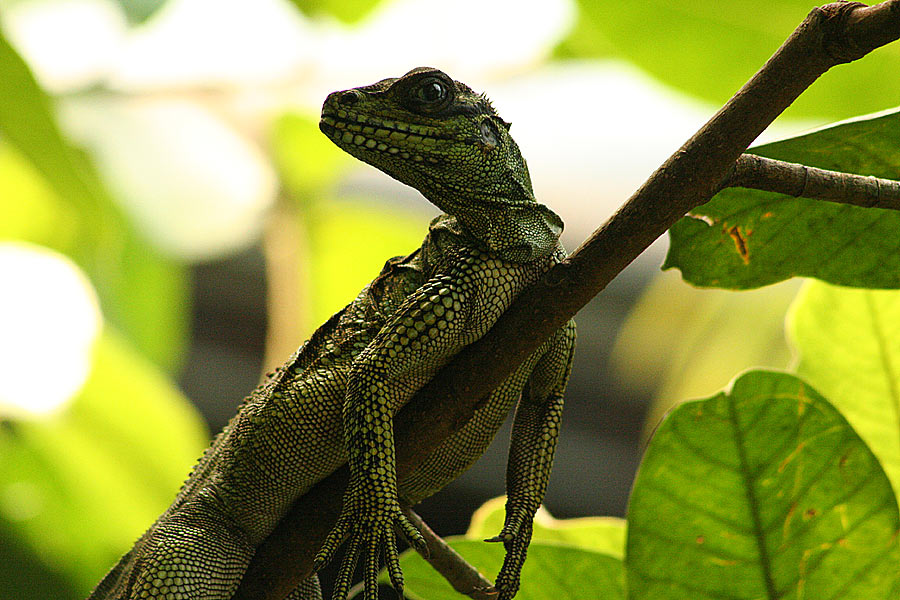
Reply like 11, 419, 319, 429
724, 153, 900, 209
401, 508, 497, 600
234, 2, 900, 598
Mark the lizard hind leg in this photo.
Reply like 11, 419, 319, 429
129, 496, 255, 600
491, 320, 575, 598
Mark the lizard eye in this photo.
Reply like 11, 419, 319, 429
418, 81, 446, 103
404, 75, 453, 113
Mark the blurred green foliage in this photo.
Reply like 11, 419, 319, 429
2, 0, 900, 598
0, 30, 188, 372
114, 0, 167, 24
0, 330, 207, 597
559, 0, 900, 121
611, 272, 797, 436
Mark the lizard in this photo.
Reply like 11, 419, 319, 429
88, 66, 576, 600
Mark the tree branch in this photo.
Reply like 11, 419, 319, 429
724, 154, 900, 209
401, 508, 496, 599
234, 2, 900, 598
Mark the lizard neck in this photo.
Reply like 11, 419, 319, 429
423, 182, 563, 264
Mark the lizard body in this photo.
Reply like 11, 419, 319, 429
89, 67, 575, 600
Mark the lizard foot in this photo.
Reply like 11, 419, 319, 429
487, 520, 533, 600
314, 500, 424, 600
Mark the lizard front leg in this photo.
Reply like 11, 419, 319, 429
314, 271, 474, 600
489, 320, 575, 599
314, 252, 528, 600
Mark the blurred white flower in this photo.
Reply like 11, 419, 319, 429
0, 243, 101, 417
60, 97, 277, 261
2, 0, 127, 92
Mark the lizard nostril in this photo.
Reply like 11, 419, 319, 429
338, 91, 360, 106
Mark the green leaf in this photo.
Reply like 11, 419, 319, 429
664, 108, 900, 290
0, 142, 80, 252
626, 370, 900, 600
0, 28, 188, 369
466, 496, 626, 559
558, 0, 900, 121
399, 539, 624, 600
789, 281, 900, 497
0, 329, 207, 596
288, 0, 383, 24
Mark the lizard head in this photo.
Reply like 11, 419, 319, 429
320, 67, 562, 262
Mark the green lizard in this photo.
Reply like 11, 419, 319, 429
88, 67, 575, 600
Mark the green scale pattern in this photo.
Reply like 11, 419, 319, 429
88, 67, 576, 600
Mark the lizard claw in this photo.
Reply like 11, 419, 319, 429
313, 511, 350, 573
319, 500, 420, 600
396, 514, 428, 556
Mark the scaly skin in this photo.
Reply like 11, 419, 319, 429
88, 67, 575, 600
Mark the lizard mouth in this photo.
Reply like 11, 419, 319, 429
319, 107, 446, 165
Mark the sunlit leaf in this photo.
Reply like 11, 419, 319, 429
559, 0, 900, 121
789, 281, 900, 497
399, 539, 624, 600
0, 30, 106, 219
0, 329, 207, 597
626, 370, 900, 599
0, 142, 79, 253
665, 108, 900, 290
466, 496, 625, 559
0, 27, 187, 369
288, 0, 383, 24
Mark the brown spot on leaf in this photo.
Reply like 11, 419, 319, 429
696, 535, 705, 544
728, 225, 750, 264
